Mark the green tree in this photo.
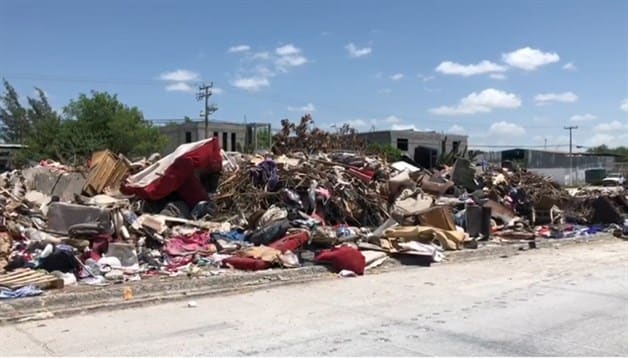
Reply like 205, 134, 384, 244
367, 143, 402, 162
587, 145, 628, 160
256, 128, 271, 149
62, 91, 167, 159
1, 81, 168, 166
0, 79, 30, 143
17, 88, 64, 163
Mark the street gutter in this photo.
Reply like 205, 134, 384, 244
0, 234, 622, 324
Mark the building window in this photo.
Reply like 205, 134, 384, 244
452, 141, 460, 153
231, 132, 236, 152
396, 138, 409, 151
185, 131, 192, 143
222, 132, 228, 151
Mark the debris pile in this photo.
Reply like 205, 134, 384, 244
0, 124, 626, 299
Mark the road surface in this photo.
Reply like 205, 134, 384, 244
2, 240, 627, 356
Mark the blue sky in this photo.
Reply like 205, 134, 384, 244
1, 0, 627, 149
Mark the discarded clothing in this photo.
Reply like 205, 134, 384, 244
247, 219, 292, 246
250, 159, 280, 192
0, 285, 43, 299
38, 246, 78, 273
164, 233, 217, 257
270, 231, 309, 253
223, 256, 270, 271
211, 230, 246, 242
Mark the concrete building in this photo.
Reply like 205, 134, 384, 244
157, 120, 271, 154
357, 130, 468, 168
481, 148, 617, 185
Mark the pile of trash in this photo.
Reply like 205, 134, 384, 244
0, 135, 626, 299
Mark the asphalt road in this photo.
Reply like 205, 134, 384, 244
2, 240, 627, 356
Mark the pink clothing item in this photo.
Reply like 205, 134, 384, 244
164, 232, 216, 257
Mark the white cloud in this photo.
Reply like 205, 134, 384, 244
320, 31, 332, 36
345, 43, 372, 58
390, 73, 404, 81
335, 118, 378, 130
274, 44, 308, 70
165, 82, 195, 93
417, 74, 435, 82
384, 115, 402, 124
345, 119, 368, 128
502, 47, 560, 70
228, 45, 251, 53
588, 120, 628, 148
570, 113, 597, 122
336, 115, 402, 130
490, 73, 507, 80
211, 87, 224, 95
287, 103, 316, 112
429, 88, 522, 116
252, 52, 270, 60
621, 98, 628, 112
378, 88, 392, 94
562, 62, 577, 71
488, 121, 526, 136
534, 92, 578, 105
594, 120, 628, 133
276, 54, 308, 68
391, 124, 419, 131
158, 69, 200, 82
275, 44, 300, 56
588, 134, 616, 147
230, 44, 308, 91
448, 124, 466, 134
435, 60, 507, 77
231, 77, 270, 92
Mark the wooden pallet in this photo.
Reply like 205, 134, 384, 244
0, 269, 64, 290
83, 150, 131, 196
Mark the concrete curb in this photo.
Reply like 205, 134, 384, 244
0, 234, 621, 323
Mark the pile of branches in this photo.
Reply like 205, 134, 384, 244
214, 155, 390, 227
272, 115, 367, 155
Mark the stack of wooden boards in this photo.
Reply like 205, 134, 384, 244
0, 269, 64, 290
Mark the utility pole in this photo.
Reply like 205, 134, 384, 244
196, 83, 218, 139
564, 125, 578, 185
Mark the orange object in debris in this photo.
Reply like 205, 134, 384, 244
123, 287, 133, 300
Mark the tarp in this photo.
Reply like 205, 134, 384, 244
122, 138, 222, 206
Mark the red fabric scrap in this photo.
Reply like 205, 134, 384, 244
314, 246, 365, 275
87, 234, 111, 261
222, 256, 270, 271
270, 231, 309, 253
164, 232, 215, 257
